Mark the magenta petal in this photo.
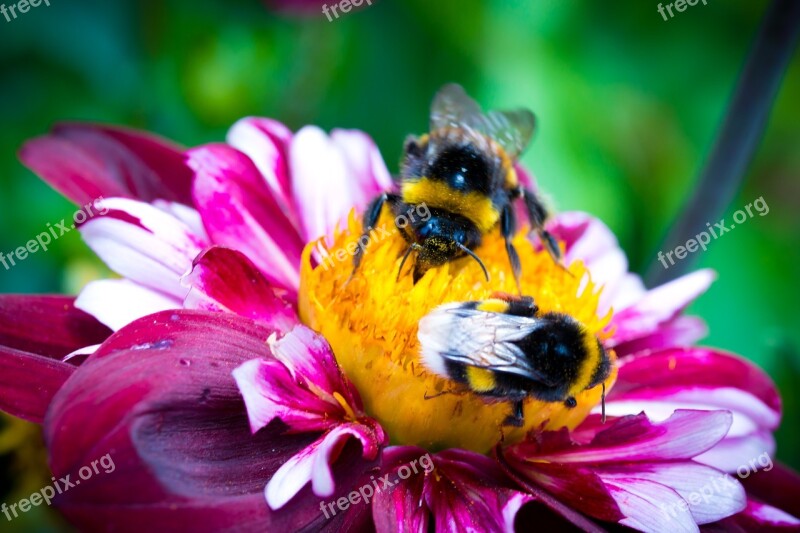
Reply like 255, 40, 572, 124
0, 348, 74, 422
43, 310, 356, 531
266, 421, 385, 509
226, 117, 296, 220
607, 347, 781, 472
189, 144, 305, 291
426, 449, 536, 533
608, 269, 716, 346
372, 447, 430, 533
0, 295, 110, 359
612, 348, 780, 416
739, 462, 800, 521
374, 447, 537, 533
724, 501, 800, 531
184, 246, 298, 332
19, 123, 193, 206
233, 326, 363, 434
525, 410, 732, 464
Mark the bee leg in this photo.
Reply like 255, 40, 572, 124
517, 188, 572, 277
502, 399, 525, 427
351, 192, 401, 280
501, 204, 522, 295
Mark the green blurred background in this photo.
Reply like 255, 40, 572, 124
0, 0, 798, 530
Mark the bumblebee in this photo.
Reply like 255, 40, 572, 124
352, 83, 562, 287
417, 294, 611, 427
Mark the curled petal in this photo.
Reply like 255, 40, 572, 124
43, 310, 354, 531
19, 123, 193, 206
233, 326, 364, 434
183, 246, 298, 333
266, 421, 385, 510
189, 144, 305, 291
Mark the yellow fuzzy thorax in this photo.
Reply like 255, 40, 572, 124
299, 210, 617, 453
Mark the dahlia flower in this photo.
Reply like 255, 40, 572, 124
1, 118, 798, 532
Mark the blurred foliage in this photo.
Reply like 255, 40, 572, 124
0, 0, 798, 528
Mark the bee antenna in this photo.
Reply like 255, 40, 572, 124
455, 242, 490, 282
601, 382, 606, 424
396, 243, 418, 282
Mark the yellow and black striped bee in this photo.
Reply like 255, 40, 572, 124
417, 294, 611, 427
352, 83, 562, 287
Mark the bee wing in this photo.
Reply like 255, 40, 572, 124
418, 305, 556, 386
430, 84, 536, 159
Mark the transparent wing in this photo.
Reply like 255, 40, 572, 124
439, 308, 556, 385
430, 83, 536, 159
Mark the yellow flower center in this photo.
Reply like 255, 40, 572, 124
299, 211, 617, 453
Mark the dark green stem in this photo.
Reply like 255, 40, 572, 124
646, 0, 800, 286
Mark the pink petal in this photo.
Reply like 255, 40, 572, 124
605, 479, 699, 532
607, 269, 716, 347
232, 326, 363, 434
289, 126, 392, 242
0, 295, 110, 359
189, 144, 304, 291
330, 129, 394, 204
600, 462, 745, 525
226, 117, 296, 220
79, 197, 207, 299
372, 447, 429, 533
183, 246, 298, 333
19, 123, 193, 206
76, 279, 180, 331
547, 212, 644, 314
265, 422, 384, 510
531, 410, 732, 464
612, 316, 708, 357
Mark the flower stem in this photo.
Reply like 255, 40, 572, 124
646, 0, 800, 286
